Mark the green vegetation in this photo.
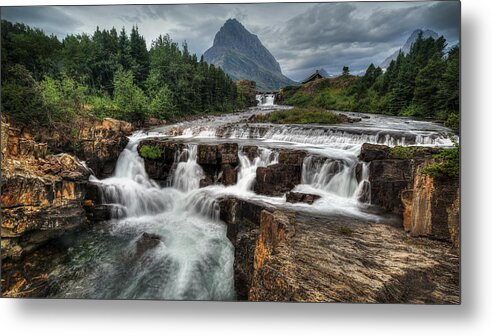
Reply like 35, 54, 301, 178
282, 32, 459, 128
139, 145, 162, 159
422, 144, 459, 180
389, 146, 430, 160
257, 107, 340, 125
1, 20, 247, 126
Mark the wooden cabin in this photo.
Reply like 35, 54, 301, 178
301, 69, 326, 84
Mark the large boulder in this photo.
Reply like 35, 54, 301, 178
197, 143, 239, 186
254, 150, 306, 196
358, 143, 389, 162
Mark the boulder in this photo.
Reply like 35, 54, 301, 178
286, 192, 321, 204
242, 145, 258, 162
135, 232, 164, 257
255, 164, 302, 196
358, 143, 389, 162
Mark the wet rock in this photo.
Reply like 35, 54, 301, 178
137, 139, 188, 183
197, 143, 239, 186
359, 143, 389, 162
135, 232, 164, 257
255, 164, 302, 196
286, 192, 321, 204
337, 113, 362, 123
368, 159, 412, 215
242, 145, 258, 162
278, 149, 306, 166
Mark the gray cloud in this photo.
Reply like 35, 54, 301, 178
1, 2, 460, 81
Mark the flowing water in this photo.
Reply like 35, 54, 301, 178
48, 101, 456, 300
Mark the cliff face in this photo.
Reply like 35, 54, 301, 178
1, 117, 132, 260
29, 117, 133, 178
1, 121, 91, 260
359, 143, 460, 246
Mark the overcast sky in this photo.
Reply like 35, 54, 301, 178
1, 1, 460, 81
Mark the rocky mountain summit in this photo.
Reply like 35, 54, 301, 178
203, 19, 295, 91
380, 29, 439, 69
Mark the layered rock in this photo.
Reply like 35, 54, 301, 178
137, 139, 187, 183
15, 117, 133, 178
218, 196, 459, 303
254, 150, 306, 196
1, 121, 91, 260
359, 143, 460, 246
401, 166, 460, 247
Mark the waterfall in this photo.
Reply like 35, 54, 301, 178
301, 156, 359, 198
170, 144, 204, 192
234, 147, 278, 192
256, 93, 275, 106
50, 106, 456, 300
61, 136, 235, 301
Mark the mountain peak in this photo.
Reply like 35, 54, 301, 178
380, 28, 439, 69
204, 19, 295, 91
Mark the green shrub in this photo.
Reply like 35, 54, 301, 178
139, 145, 162, 159
422, 144, 459, 179
445, 112, 460, 131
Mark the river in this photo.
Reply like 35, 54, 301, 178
43, 100, 455, 300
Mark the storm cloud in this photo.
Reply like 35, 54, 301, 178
1, 1, 460, 81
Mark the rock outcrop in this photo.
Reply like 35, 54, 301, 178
10, 116, 133, 178
136, 139, 240, 187
286, 192, 321, 204
1, 121, 91, 260
401, 166, 460, 247
359, 143, 460, 246
76, 118, 133, 178
218, 196, 459, 303
254, 150, 306, 196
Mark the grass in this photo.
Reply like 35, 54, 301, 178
139, 145, 162, 159
258, 107, 341, 125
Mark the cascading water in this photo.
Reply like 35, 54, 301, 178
47, 106, 456, 299
256, 93, 275, 106
56, 138, 235, 300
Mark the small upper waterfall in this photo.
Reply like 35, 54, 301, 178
256, 93, 275, 106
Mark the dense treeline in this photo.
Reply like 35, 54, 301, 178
1, 20, 245, 125
283, 33, 460, 130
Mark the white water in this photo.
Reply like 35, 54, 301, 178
256, 93, 275, 106
54, 106, 456, 299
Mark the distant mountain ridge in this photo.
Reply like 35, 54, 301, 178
380, 29, 439, 69
203, 19, 296, 91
